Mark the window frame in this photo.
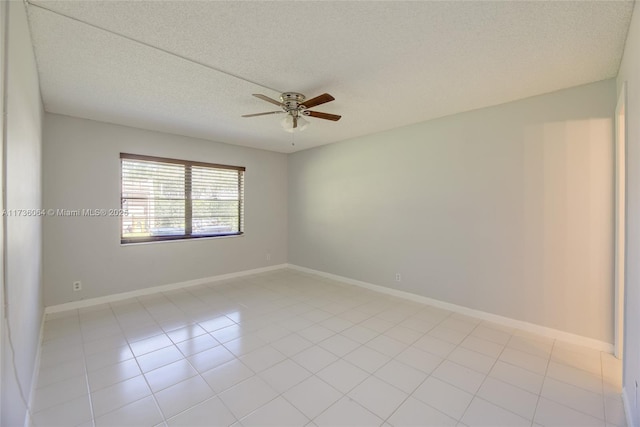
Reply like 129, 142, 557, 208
120, 153, 245, 244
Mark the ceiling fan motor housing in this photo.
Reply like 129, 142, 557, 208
281, 92, 307, 115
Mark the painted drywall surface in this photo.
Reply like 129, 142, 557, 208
43, 114, 287, 306
1, 1, 44, 426
617, 3, 640, 425
289, 79, 615, 344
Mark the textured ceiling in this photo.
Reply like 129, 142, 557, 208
27, 1, 634, 153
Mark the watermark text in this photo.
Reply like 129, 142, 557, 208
2, 209, 129, 217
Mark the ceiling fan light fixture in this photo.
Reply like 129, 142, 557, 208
281, 115, 309, 133
244, 92, 340, 135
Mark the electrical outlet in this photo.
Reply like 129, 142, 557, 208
73, 281, 82, 292
395, 273, 401, 282
266, 253, 271, 261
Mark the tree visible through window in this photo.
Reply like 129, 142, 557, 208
120, 153, 244, 243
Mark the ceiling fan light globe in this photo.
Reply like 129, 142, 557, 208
281, 115, 293, 130
281, 115, 309, 133
298, 116, 310, 131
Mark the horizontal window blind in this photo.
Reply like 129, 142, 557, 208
121, 153, 245, 243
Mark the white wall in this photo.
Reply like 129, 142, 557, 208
1, 1, 44, 426
43, 114, 287, 306
289, 79, 615, 344
617, 4, 640, 425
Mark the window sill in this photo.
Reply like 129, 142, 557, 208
120, 233, 244, 246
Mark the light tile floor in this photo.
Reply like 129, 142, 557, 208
30, 269, 625, 427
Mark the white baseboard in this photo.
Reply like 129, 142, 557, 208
44, 262, 613, 353
623, 386, 636, 427
287, 264, 614, 353
45, 264, 288, 314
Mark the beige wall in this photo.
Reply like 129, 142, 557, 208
1, 1, 44, 425
617, 3, 640, 425
43, 114, 288, 306
289, 79, 615, 344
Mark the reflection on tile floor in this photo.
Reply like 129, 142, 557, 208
31, 269, 625, 426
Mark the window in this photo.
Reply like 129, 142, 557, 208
120, 153, 245, 243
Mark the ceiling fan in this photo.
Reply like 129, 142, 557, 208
242, 92, 341, 132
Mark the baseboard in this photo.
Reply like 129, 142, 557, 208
45, 264, 288, 314
287, 264, 614, 353
623, 386, 636, 427
44, 262, 613, 353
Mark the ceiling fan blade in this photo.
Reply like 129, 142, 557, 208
252, 94, 282, 107
242, 111, 284, 118
302, 93, 335, 109
306, 111, 342, 121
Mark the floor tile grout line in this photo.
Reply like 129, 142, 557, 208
39, 279, 472, 425
216, 341, 324, 423
540, 357, 612, 423
132, 292, 246, 426
212, 299, 443, 425
160, 355, 247, 424
108, 300, 173, 425
530, 338, 555, 427
33, 310, 92, 425
155, 320, 608, 422
488, 345, 598, 395
34, 271, 622, 427
149, 277, 359, 425
381, 311, 481, 425
434, 319, 554, 424
448, 323, 609, 425
239, 328, 380, 423
445, 318, 498, 424
77, 308, 98, 427
30, 309, 91, 426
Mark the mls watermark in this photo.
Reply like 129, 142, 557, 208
2, 209, 129, 217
